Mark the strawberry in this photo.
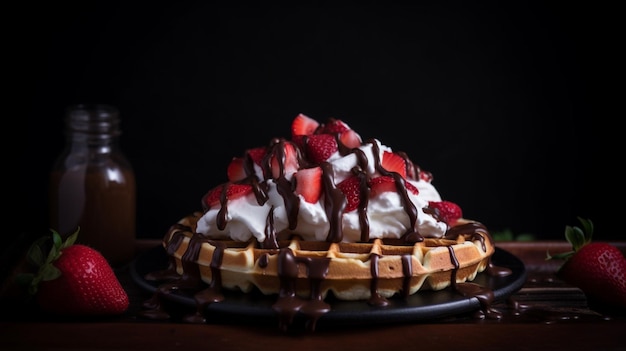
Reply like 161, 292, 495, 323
547, 218, 626, 310
294, 166, 323, 203
381, 151, 407, 178
291, 113, 319, 137
17, 229, 129, 316
369, 176, 419, 197
270, 141, 299, 179
321, 118, 350, 134
339, 129, 362, 149
337, 175, 363, 212
305, 134, 338, 164
227, 157, 247, 182
246, 146, 267, 166
419, 170, 434, 182
427, 201, 463, 226
202, 183, 253, 208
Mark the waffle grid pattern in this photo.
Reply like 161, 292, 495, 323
163, 213, 495, 301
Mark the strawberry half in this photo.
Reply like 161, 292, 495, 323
294, 166, 323, 203
337, 175, 363, 212
291, 113, 319, 138
339, 129, 362, 149
270, 142, 299, 179
369, 176, 419, 197
17, 229, 129, 316
246, 146, 267, 166
321, 118, 350, 134
548, 218, 626, 310
419, 171, 434, 182
381, 151, 407, 178
227, 157, 247, 182
305, 134, 338, 164
427, 201, 463, 226
203, 183, 253, 208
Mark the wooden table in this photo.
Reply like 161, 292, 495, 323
1, 240, 625, 351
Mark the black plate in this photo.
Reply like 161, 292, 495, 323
130, 246, 526, 328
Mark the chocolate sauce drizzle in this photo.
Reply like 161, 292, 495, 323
272, 248, 331, 331
140, 120, 513, 331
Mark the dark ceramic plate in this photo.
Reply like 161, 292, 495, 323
130, 245, 526, 328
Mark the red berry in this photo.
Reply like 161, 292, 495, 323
246, 147, 267, 166
419, 171, 433, 182
295, 166, 323, 203
427, 201, 463, 226
321, 118, 350, 134
557, 242, 626, 309
305, 134, 338, 163
227, 157, 246, 182
381, 151, 407, 178
203, 183, 253, 208
339, 129, 362, 149
369, 176, 418, 197
291, 113, 319, 137
337, 175, 363, 212
548, 218, 626, 310
19, 229, 129, 316
270, 142, 299, 179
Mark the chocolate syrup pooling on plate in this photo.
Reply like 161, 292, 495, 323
139, 133, 512, 330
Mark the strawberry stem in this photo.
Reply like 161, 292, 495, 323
16, 227, 80, 295
546, 217, 594, 261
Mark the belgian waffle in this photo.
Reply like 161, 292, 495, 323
162, 212, 495, 302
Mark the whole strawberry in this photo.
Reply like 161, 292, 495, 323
17, 228, 129, 316
547, 218, 626, 310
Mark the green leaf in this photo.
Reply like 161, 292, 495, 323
40, 263, 61, 281
44, 230, 65, 264
546, 250, 574, 260
565, 225, 586, 251
26, 240, 45, 267
577, 217, 594, 242
51, 229, 62, 250
63, 227, 79, 248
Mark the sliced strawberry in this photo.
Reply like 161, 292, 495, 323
381, 151, 407, 178
270, 142, 299, 179
246, 146, 267, 166
420, 171, 434, 182
369, 176, 419, 197
227, 157, 247, 182
405, 181, 419, 195
291, 134, 306, 150
321, 118, 350, 134
401, 154, 417, 180
337, 175, 363, 212
294, 166, 323, 203
291, 113, 319, 137
202, 183, 253, 208
339, 129, 362, 149
427, 201, 463, 226
305, 134, 338, 163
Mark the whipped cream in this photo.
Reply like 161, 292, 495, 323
196, 135, 449, 244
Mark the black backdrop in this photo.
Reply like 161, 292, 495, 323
16, 2, 619, 242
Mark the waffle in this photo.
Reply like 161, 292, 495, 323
161, 212, 495, 301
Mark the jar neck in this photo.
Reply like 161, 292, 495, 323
65, 132, 121, 153
64, 104, 122, 154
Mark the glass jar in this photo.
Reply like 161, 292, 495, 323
49, 104, 136, 266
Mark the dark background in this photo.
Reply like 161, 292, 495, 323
16, 2, 619, 242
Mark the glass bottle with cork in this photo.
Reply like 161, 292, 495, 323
49, 104, 136, 266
